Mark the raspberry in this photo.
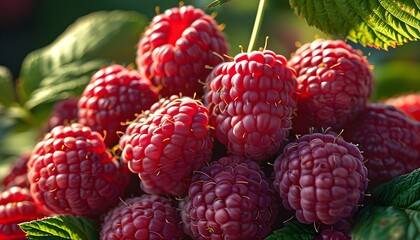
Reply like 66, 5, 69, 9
78, 64, 159, 148
204, 50, 298, 161
136, 5, 229, 98
288, 39, 374, 134
384, 92, 420, 121
120, 96, 213, 196
0, 187, 46, 240
100, 194, 184, 240
27, 123, 129, 216
273, 132, 368, 225
342, 103, 420, 189
315, 229, 351, 240
315, 218, 352, 240
181, 156, 278, 239
1, 152, 30, 189
43, 97, 79, 134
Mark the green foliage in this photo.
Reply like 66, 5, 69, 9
19, 215, 98, 240
352, 169, 420, 240
289, 0, 420, 50
0, 66, 16, 107
373, 60, 420, 100
205, 0, 232, 9
265, 221, 317, 240
19, 10, 147, 113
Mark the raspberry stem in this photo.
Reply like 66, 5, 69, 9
247, 0, 267, 52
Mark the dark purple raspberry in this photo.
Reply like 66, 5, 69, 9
43, 97, 79, 134
204, 50, 298, 162
316, 229, 352, 240
1, 152, 30, 189
181, 156, 278, 240
27, 123, 129, 216
343, 103, 420, 189
78, 64, 159, 148
0, 187, 47, 240
100, 194, 184, 240
315, 218, 353, 240
120, 96, 213, 196
288, 39, 374, 134
136, 5, 229, 98
273, 132, 368, 225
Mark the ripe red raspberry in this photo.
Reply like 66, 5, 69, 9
273, 132, 368, 225
181, 156, 278, 240
27, 123, 129, 216
136, 5, 229, 98
0, 187, 46, 240
288, 39, 374, 134
120, 96, 213, 196
43, 97, 79, 134
100, 194, 184, 240
1, 152, 30, 189
78, 64, 159, 148
384, 92, 420, 121
204, 50, 298, 161
343, 103, 420, 189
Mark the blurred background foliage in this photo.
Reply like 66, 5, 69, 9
0, 0, 419, 172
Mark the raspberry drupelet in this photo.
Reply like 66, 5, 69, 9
288, 38, 374, 135
78, 64, 159, 148
136, 5, 229, 98
273, 132, 368, 225
204, 50, 298, 162
27, 123, 129, 216
182, 156, 278, 240
119, 96, 213, 197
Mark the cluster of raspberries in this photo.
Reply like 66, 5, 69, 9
1, 4, 419, 240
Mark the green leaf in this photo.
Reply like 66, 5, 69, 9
205, 0, 232, 9
289, 0, 420, 50
372, 60, 420, 100
18, 10, 147, 117
265, 221, 317, 240
0, 66, 16, 107
25, 59, 108, 110
352, 169, 420, 240
0, 103, 40, 162
19, 215, 99, 240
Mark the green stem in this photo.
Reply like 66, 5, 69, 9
247, 0, 267, 52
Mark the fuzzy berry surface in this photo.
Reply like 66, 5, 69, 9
0, 187, 46, 240
288, 39, 374, 134
204, 50, 297, 161
136, 5, 228, 98
100, 194, 184, 240
273, 132, 368, 225
343, 103, 420, 189
1, 152, 30, 189
181, 156, 278, 240
78, 64, 159, 148
120, 96, 213, 196
384, 92, 420, 121
27, 123, 129, 216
